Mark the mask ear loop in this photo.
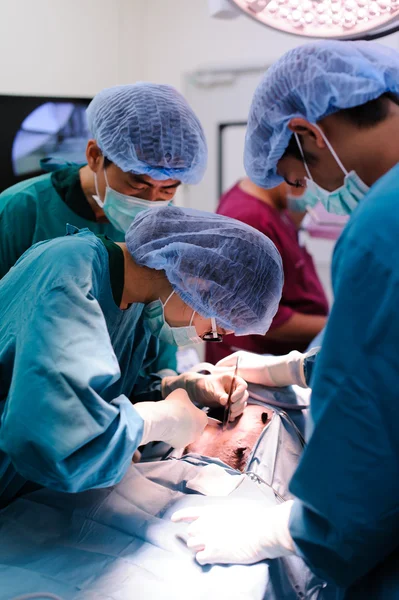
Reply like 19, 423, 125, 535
313, 124, 348, 176
294, 132, 338, 205
93, 172, 105, 208
294, 133, 313, 180
164, 294, 199, 334
163, 290, 175, 307
294, 127, 349, 177
103, 163, 111, 188
93, 153, 109, 208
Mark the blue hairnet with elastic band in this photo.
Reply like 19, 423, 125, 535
87, 83, 207, 184
245, 40, 399, 188
125, 206, 283, 335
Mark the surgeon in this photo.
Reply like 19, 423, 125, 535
0, 82, 207, 374
173, 41, 399, 597
0, 205, 283, 508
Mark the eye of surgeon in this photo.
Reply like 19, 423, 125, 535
175, 40, 399, 597
0, 205, 283, 507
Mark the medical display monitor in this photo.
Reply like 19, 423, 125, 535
0, 95, 92, 192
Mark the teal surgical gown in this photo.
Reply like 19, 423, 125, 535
0, 227, 165, 505
289, 164, 399, 594
0, 165, 177, 373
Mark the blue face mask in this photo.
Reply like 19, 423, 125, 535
93, 169, 172, 233
294, 128, 370, 216
286, 186, 319, 212
144, 291, 203, 347
305, 172, 369, 216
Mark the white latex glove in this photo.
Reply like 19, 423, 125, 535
172, 499, 295, 565
162, 372, 249, 422
216, 350, 308, 388
135, 389, 207, 448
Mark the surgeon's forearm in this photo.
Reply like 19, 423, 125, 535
265, 313, 327, 343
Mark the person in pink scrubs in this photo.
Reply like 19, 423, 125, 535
206, 178, 328, 363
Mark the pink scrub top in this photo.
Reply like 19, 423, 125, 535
206, 183, 329, 363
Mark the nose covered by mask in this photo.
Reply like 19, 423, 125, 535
144, 291, 203, 347
294, 128, 370, 216
93, 168, 172, 233
286, 186, 319, 212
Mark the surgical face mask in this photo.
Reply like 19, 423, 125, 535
294, 128, 369, 216
286, 186, 319, 212
144, 291, 203, 347
93, 169, 171, 233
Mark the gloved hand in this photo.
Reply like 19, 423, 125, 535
134, 389, 207, 448
162, 372, 249, 422
172, 499, 295, 565
216, 350, 312, 388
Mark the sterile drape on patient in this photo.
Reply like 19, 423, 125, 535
0, 392, 338, 600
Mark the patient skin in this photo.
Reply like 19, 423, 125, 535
184, 405, 272, 472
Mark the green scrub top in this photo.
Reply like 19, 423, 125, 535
0, 166, 123, 278
0, 226, 158, 502
0, 166, 177, 373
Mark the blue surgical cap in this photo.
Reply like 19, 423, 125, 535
245, 40, 399, 188
86, 83, 207, 184
126, 206, 283, 335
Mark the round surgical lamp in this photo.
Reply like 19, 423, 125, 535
227, 0, 399, 39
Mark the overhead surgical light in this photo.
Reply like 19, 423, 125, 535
211, 0, 399, 39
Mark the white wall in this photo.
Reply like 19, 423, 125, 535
128, 0, 301, 91
0, 0, 144, 97
3, 0, 398, 98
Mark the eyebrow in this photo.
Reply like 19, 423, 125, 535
130, 174, 181, 189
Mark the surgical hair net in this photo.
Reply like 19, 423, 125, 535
126, 206, 283, 335
245, 40, 399, 188
86, 83, 207, 184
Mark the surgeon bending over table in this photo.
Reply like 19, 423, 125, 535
0, 83, 208, 379
0, 205, 283, 508
174, 41, 399, 597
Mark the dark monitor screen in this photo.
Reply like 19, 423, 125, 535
0, 95, 92, 192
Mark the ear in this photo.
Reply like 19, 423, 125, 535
288, 118, 326, 150
86, 140, 103, 172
